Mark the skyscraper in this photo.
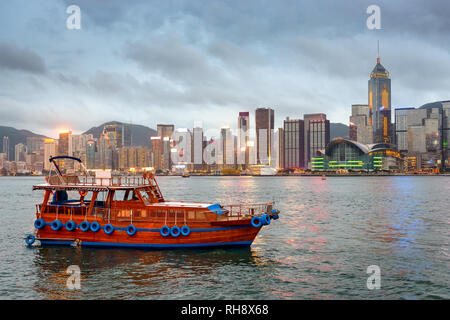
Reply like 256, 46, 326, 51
2, 136, 9, 161
15, 143, 26, 162
156, 124, 174, 171
238, 112, 250, 169
303, 113, 330, 167
369, 49, 392, 143
44, 139, 57, 171
255, 108, 274, 165
283, 118, 305, 169
349, 104, 373, 144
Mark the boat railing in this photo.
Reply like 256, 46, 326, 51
45, 175, 155, 187
222, 202, 273, 218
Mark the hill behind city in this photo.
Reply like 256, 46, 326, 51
83, 121, 157, 148
0, 126, 50, 158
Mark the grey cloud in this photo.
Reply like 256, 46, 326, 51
0, 42, 47, 74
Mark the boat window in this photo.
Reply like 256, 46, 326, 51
187, 211, 196, 220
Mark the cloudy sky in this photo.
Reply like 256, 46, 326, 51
0, 0, 449, 138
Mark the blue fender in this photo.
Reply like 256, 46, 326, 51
104, 224, 114, 235
251, 216, 262, 228
181, 225, 191, 236
65, 220, 77, 231
51, 220, 63, 231
79, 220, 90, 232
25, 234, 35, 245
261, 214, 271, 225
170, 226, 181, 237
160, 225, 170, 237
126, 225, 137, 236
90, 221, 100, 232
34, 219, 46, 229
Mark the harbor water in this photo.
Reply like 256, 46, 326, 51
0, 176, 448, 299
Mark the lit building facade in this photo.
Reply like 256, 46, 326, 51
304, 113, 330, 168
368, 55, 392, 143
313, 138, 400, 171
394, 101, 450, 171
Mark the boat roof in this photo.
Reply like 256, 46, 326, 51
146, 201, 215, 208
32, 183, 148, 191
33, 174, 158, 191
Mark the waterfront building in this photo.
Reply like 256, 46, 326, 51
218, 127, 236, 170
118, 146, 150, 170
278, 128, 284, 170
98, 127, 119, 170
303, 113, 330, 168
155, 124, 174, 171
26, 137, 44, 154
192, 127, 205, 171
255, 108, 274, 165
150, 137, 163, 171
2, 136, 9, 161
15, 143, 27, 162
85, 139, 98, 170
57, 130, 72, 170
172, 128, 192, 170
349, 104, 373, 145
394, 100, 450, 170
394, 107, 415, 152
283, 118, 305, 169
314, 138, 400, 171
238, 112, 250, 169
368, 52, 392, 143
43, 139, 57, 171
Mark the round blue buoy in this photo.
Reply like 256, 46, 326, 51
170, 226, 181, 237
251, 216, 262, 228
126, 225, 137, 236
160, 225, 170, 237
79, 220, 90, 232
104, 224, 114, 235
261, 214, 271, 225
25, 234, 35, 245
51, 220, 63, 231
65, 220, 77, 231
34, 219, 45, 229
90, 221, 100, 232
181, 225, 191, 236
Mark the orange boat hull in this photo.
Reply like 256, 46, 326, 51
36, 215, 263, 249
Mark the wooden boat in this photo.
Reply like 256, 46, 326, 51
25, 156, 280, 249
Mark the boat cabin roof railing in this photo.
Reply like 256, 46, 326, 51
39, 155, 163, 194
34, 175, 159, 190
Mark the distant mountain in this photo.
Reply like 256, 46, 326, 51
83, 121, 157, 148
330, 123, 349, 140
0, 126, 49, 160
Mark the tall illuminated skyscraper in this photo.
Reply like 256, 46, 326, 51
369, 46, 392, 143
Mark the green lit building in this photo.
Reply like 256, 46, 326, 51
312, 138, 401, 171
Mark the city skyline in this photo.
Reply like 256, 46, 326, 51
1, 1, 450, 137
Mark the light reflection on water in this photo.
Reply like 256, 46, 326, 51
0, 176, 448, 299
